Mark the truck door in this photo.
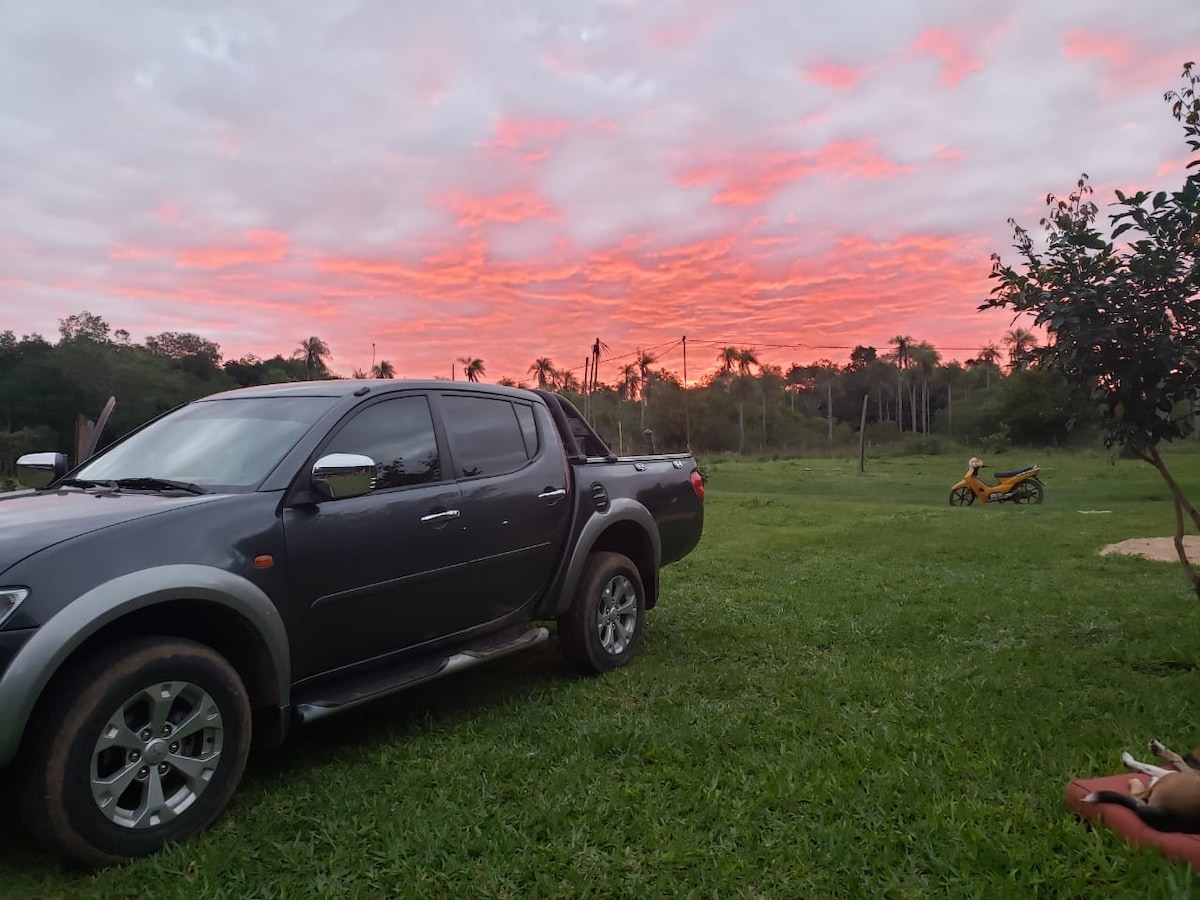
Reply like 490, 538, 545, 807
434, 392, 571, 630
282, 393, 472, 680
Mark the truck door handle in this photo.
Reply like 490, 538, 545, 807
420, 510, 461, 524
538, 488, 566, 501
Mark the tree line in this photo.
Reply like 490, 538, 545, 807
0, 307, 1098, 479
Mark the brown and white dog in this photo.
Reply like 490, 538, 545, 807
1083, 739, 1200, 833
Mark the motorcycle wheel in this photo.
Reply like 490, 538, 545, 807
1012, 479, 1044, 504
949, 487, 975, 506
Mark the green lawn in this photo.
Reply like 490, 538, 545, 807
5, 448, 1200, 897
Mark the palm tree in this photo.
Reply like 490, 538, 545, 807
635, 350, 657, 430
528, 357, 556, 389
759, 363, 783, 452
909, 342, 940, 433
582, 337, 611, 421
351, 367, 368, 379
736, 348, 758, 377
976, 343, 1001, 388
371, 360, 395, 379
1004, 328, 1038, 371
887, 335, 914, 431
977, 343, 1001, 367
295, 336, 332, 380
717, 346, 739, 390
560, 369, 582, 393
458, 357, 486, 382
732, 348, 759, 453
609, 362, 640, 454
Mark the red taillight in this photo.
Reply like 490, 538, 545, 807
690, 469, 705, 501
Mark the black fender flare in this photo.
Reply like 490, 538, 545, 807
547, 498, 661, 618
0, 564, 290, 767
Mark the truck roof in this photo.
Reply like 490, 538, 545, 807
202, 379, 542, 402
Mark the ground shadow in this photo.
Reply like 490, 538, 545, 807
0, 640, 585, 880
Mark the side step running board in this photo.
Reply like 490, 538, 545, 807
294, 626, 551, 724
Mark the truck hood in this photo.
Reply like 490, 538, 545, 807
0, 488, 229, 576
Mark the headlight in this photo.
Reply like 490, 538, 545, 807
0, 588, 29, 628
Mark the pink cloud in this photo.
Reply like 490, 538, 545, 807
175, 230, 290, 269
1063, 29, 1134, 67
1060, 28, 1185, 96
110, 244, 160, 262
483, 118, 573, 152
432, 188, 562, 226
677, 141, 914, 207
910, 29, 985, 87
805, 62, 867, 91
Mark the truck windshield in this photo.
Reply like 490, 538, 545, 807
74, 396, 336, 490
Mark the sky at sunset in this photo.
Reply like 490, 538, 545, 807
1, 0, 1198, 384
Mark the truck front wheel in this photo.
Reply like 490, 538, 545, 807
558, 551, 646, 675
17, 636, 252, 868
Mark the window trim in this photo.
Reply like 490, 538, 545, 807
512, 400, 540, 459
431, 392, 540, 483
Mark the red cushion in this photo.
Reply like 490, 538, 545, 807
1065, 773, 1200, 868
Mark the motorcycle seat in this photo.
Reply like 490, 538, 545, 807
994, 466, 1036, 478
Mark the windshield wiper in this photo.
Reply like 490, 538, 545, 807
57, 477, 119, 491
111, 477, 208, 495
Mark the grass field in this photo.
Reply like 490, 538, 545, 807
5, 447, 1200, 897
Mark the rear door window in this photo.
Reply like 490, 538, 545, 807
514, 403, 538, 456
440, 395, 531, 478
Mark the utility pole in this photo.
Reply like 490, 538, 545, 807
583, 357, 591, 419
682, 335, 690, 450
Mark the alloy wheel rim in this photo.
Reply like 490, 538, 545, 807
596, 574, 638, 655
89, 681, 225, 830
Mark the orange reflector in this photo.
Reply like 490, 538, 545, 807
254, 555, 274, 569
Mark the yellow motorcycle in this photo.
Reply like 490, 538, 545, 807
949, 457, 1044, 506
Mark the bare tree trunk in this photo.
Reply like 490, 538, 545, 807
738, 402, 745, 454
858, 394, 869, 473
1146, 445, 1200, 533
948, 383, 953, 438
827, 381, 833, 442
1142, 446, 1200, 599
761, 380, 766, 453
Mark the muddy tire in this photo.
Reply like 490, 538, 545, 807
16, 636, 251, 868
558, 551, 646, 675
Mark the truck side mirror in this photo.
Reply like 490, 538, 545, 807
16, 452, 68, 489
312, 453, 376, 500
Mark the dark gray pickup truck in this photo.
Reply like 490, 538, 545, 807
0, 380, 704, 867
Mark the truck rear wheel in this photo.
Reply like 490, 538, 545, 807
17, 636, 251, 868
558, 551, 646, 675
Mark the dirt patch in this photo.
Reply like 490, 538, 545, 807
1100, 536, 1200, 562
